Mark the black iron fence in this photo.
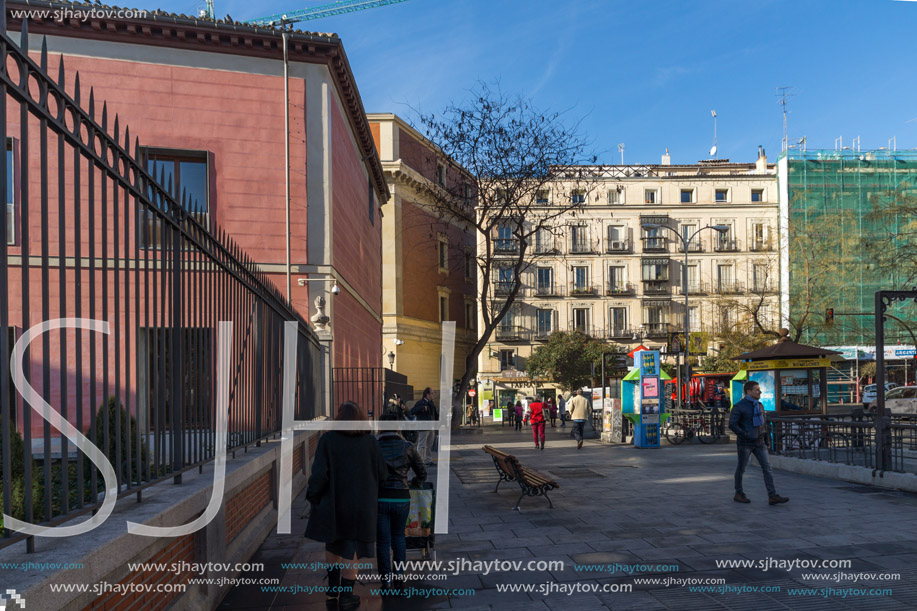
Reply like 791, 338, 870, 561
333, 367, 385, 419
768, 417, 876, 469
0, 14, 321, 551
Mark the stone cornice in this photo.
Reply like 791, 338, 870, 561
8, 0, 388, 204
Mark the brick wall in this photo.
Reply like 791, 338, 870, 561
224, 471, 272, 545
80, 535, 194, 611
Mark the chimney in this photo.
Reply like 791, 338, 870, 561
661, 148, 671, 166
755, 146, 767, 173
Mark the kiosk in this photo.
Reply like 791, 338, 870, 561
732, 332, 841, 415
621, 350, 671, 448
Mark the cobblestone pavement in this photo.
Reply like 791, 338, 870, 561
218, 423, 917, 610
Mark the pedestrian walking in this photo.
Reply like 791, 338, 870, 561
558, 393, 567, 427
375, 411, 426, 591
410, 387, 437, 465
729, 381, 789, 506
304, 402, 387, 610
514, 401, 523, 431
529, 394, 547, 450
547, 396, 557, 427
567, 389, 591, 449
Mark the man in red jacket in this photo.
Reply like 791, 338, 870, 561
529, 395, 547, 450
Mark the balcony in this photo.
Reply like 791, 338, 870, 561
713, 281, 746, 295
678, 241, 704, 253
494, 238, 520, 255
495, 325, 530, 342
643, 323, 669, 337
533, 329, 554, 341
534, 241, 559, 255
534, 284, 563, 297
570, 239, 599, 255
641, 237, 668, 253
751, 282, 777, 294
494, 282, 514, 296
607, 327, 633, 340
642, 280, 670, 295
569, 283, 600, 297
714, 239, 740, 252
569, 325, 601, 338
606, 282, 635, 296
606, 238, 632, 253
675, 282, 710, 296
750, 239, 774, 252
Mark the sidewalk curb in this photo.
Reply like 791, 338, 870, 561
770, 454, 917, 492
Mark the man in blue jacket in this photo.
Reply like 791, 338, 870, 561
729, 381, 789, 505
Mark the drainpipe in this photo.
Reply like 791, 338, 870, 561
283, 31, 292, 300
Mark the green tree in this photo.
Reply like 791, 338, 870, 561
526, 331, 619, 391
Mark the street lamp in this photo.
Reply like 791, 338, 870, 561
387, 351, 395, 369
641, 222, 729, 408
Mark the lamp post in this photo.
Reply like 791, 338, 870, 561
387, 351, 395, 370
641, 223, 729, 408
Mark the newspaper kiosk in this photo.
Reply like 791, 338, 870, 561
622, 350, 670, 448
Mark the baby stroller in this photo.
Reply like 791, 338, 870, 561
405, 481, 436, 561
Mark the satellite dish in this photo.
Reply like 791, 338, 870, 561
709, 145, 717, 157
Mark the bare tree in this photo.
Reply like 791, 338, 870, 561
417, 83, 598, 424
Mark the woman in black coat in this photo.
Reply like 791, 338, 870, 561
305, 401, 386, 609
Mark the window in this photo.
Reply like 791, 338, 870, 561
607, 225, 627, 251
610, 307, 627, 335
715, 189, 729, 203
607, 189, 621, 204
680, 223, 698, 251
438, 236, 448, 271
499, 349, 515, 370
495, 266, 513, 294
753, 264, 768, 292
5, 140, 14, 245
714, 221, 735, 250
571, 190, 585, 204
436, 163, 445, 187
535, 228, 554, 253
718, 306, 732, 332
439, 295, 449, 322
465, 302, 475, 330
536, 267, 553, 293
751, 222, 769, 250
465, 252, 473, 280
368, 176, 374, 225
571, 225, 590, 253
572, 266, 590, 293
535, 190, 549, 205
572, 308, 590, 333
642, 226, 665, 251
536, 309, 553, 337
688, 306, 699, 330
717, 264, 733, 291
751, 188, 765, 202
644, 189, 657, 204
608, 266, 627, 293
495, 225, 515, 252
680, 189, 694, 203
642, 259, 669, 281
141, 149, 209, 248
686, 264, 699, 291
644, 306, 665, 333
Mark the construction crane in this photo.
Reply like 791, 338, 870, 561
243, 0, 410, 28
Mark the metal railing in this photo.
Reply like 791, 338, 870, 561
606, 282, 635, 296
494, 238, 519, 255
643, 281, 670, 295
333, 368, 384, 419
0, 20, 321, 551
569, 283, 599, 297
641, 237, 668, 252
713, 281, 746, 294
714, 239, 740, 252
606, 327, 632, 339
495, 325, 530, 342
534, 284, 563, 297
643, 323, 668, 336
768, 417, 876, 468
675, 282, 710, 295
605, 239, 631, 253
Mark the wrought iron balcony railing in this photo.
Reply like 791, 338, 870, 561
569, 283, 600, 297
642, 237, 668, 252
495, 325, 530, 341
714, 239, 740, 252
494, 238, 519, 255
606, 238, 632, 253
643, 281, 670, 295
534, 283, 564, 297
606, 282, 635, 296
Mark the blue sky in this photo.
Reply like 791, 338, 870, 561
143, 0, 916, 165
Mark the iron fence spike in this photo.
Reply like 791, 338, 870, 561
74, 72, 80, 103
20, 17, 28, 53
89, 87, 94, 117
101, 101, 108, 130
40, 37, 47, 73
57, 54, 65, 87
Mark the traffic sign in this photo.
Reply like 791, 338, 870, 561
468, 389, 477, 397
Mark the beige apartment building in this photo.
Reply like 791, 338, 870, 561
369, 114, 478, 399
477, 149, 778, 400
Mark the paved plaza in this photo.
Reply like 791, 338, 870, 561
219, 423, 917, 610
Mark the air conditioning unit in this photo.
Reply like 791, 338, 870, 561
610, 240, 625, 250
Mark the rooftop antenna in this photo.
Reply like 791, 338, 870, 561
776, 86, 795, 152
890, 136, 897, 151
852, 136, 860, 152
835, 136, 842, 151
798, 136, 807, 153
709, 110, 717, 158
618, 143, 625, 165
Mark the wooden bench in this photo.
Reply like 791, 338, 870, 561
482, 445, 559, 511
